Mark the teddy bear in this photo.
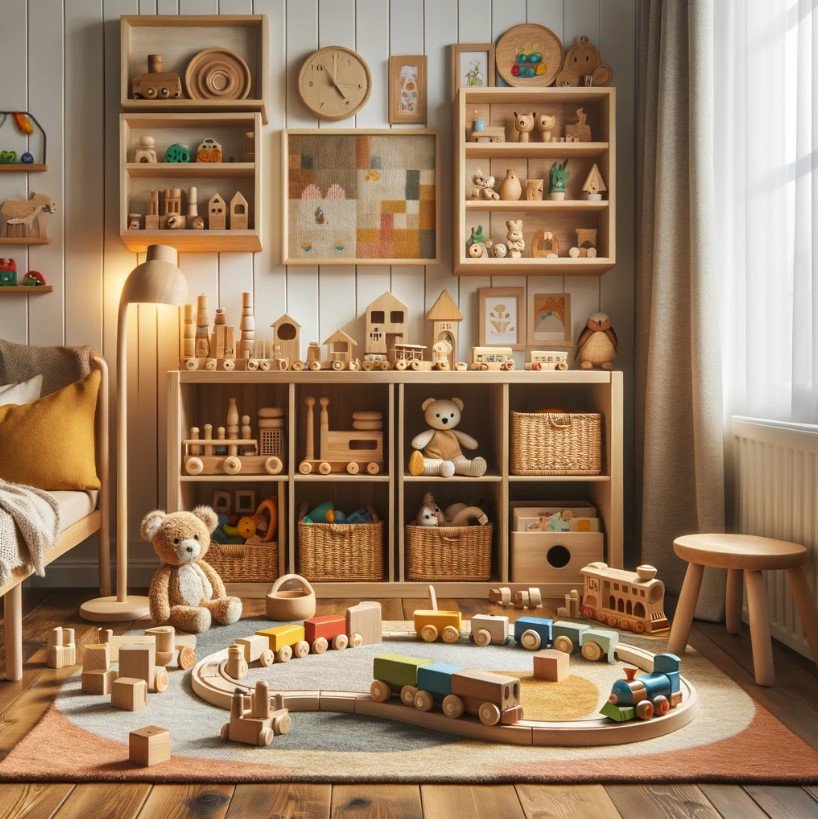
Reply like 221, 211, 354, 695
407, 397, 487, 478
506, 219, 525, 258
470, 168, 499, 200
141, 506, 243, 633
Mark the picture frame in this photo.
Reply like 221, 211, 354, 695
389, 55, 427, 124
451, 43, 495, 98
527, 292, 572, 347
478, 287, 526, 349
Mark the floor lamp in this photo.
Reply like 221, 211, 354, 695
81, 245, 187, 622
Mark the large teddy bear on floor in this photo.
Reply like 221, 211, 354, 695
141, 506, 242, 633
408, 397, 487, 478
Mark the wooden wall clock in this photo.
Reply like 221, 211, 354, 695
298, 46, 372, 120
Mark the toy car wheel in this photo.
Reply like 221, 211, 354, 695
653, 695, 670, 716
299, 461, 313, 474
636, 700, 654, 720
366, 462, 380, 475
619, 619, 633, 632
312, 637, 328, 654
501, 360, 515, 371
154, 667, 169, 693
294, 640, 310, 659
222, 358, 236, 371
205, 358, 217, 370
274, 714, 292, 735
144, 87, 157, 99
223, 456, 242, 475
519, 629, 541, 650
633, 622, 646, 634
532, 361, 543, 371
478, 363, 489, 371
363, 360, 375, 371
177, 646, 196, 670
184, 358, 199, 370
185, 457, 204, 475
333, 634, 349, 651
259, 728, 274, 746
379, 361, 390, 371
569, 247, 580, 258
409, 360, 422, 371
581, 641, 603, 662
259, 649, 274, 666
554, 635, 574, 654
346, 461, 360, 475
370, 680, 391, 702
220, 723, 230, 740
292, 360, 304, 372
595, 611, 607, 623
607, 614, 619, 627
265, 456, 284, 475
442, 694, 464, 719
349, 360, 360, 371
442, 626, 460, 644
395, 360, 408, 371
331, 360, 344, 371
415, 690, 434, 712
420, 624, 438, 643
350, 633, 364, 648
473, 628, 492, 647
318, 462, 332, 475
400, 685, 418, 706
587, 247, 598, 258
309, 361, 321, 371
259, 359, 271, 371
276, 645, 293, 663
556, 362, 568, 371
478, 702, 501, 727
456, 362, 468, 371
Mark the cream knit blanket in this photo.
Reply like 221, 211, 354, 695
0, 479, 60, 586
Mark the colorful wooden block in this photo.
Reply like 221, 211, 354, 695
417, 662, 463, 697
112, 677, 148, 711
82, 668, 118, 695
533, 649, 570, 682
129, 726, 171, 767
304, 615, 346, 645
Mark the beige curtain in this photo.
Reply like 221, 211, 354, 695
636, 0, 725, 621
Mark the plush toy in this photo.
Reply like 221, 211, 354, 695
416, 492, 446, 526
408, 397, 487, 478
577, 312, 618, 370
506, 219, 525, 258
471, 168, 499, 200
415, 494, 489, 526
141, 506, 242, 633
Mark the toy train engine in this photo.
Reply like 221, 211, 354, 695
131, 54, 183, 100
600, 653, 682, 722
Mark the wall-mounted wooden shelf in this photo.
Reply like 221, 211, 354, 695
125, 162, 255, 179
0, 164, 47, 173
122, 229, 260, 253
455, 257, 613, 276
0, 285, 53, 294
0, 237, 49, 246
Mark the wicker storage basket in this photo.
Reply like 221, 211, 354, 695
206, 541, 279, 583
510, 411, 603, 475
405, 524, 493, 581
297, 521, 384, 582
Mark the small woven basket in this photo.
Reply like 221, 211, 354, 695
297, 520, 384, 582
510, 411, 603, 475
206, 541, 279, 583
405, 524, 493, 581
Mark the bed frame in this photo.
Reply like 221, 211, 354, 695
0, 356, 110, 681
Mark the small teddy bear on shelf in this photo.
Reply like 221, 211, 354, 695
408, 397, 487, 478
471, 168, 499, 200
576, 312, 618, 370
506, 219, 525, 258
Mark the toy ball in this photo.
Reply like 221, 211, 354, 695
526, 67, 536, 78
530, 53, 542, 64
20, 151, 34, 164
517, 54, 528, 63
535, 63, 546, 76
236, 516, 256, 539
511, 64, 520, 77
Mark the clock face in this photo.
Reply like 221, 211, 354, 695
298, 46, 372, 120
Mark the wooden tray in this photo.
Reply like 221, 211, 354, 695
495, 24, 563, 87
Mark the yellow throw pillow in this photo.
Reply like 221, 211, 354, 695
0, 369, 101, 490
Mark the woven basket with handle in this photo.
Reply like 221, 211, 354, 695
297, 520, 384, 582
510, 411, 603, 475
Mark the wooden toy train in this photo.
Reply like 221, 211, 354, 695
601, 652, 682, 722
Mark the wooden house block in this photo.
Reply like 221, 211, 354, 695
112, 677, 148, 711
229, 191, 249, 230
533, 649, 569, 682
323, 329, 357, 367
364, 292, 409, 355
82, 668, 118, 695
82, 643, 111, 672
208, 193, 226, 230
345, 601, 382, 646
129, 726, 171, 767
426, 289, 463, 368
271, 314, 301, 362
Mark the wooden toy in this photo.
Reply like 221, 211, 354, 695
238, 291, 254, 358
600, 654, 682, 722
96, 627, 114, 644
47, 627, 76, 669
580, 562, 669, 633
576, 312, 617, 370
533, 649, 569, 682
235, 635, 274, 667
467, 124, 505, 143
81, 642, 110, 672
530, 229, 557, 259
489, 586, 513, 607
470, 168, 499, 200
414, 608, 462, 644
1, 192, 56, 239
129, 726, 171, 767
562, 36, 612, 88
526, 350, 568, 371
21, 270, 46, 287
221, 681, 291, 745
145, 189, 160, 230
208, 193, 226, 230
471, 347, 515, 371
134, 135, 157, 163
306, 330, 359, 371
566, 108, 592, 142
186, 47, 252, 102
256, 624, 310, 662
238, 130, 255, 162
364, 292, 408, 362
186, 186, 204, 230
299, 396, 383, 475
569, 227, 598, 258
512, 112, 534, 142
470, 614, 509, 646
82, 668, 118, 695
195, 293, 210, 356
165, 144, 190, 163
145, 625, 192, 667
498, 169, 522, 201
120, 642, 169, 693
128, 213, 142, 230
525, 178, 544, 201
515, 587, 544, 610
196, 138, 222, 163
582, 164, 606, 200
271, 314, 303, 369
226, 643, 249, 679
112, 677, 148, 711
425, 290, 462, 369
305, 615, 350, 653
130, 53, 183, 100
229, 192, 249, 230
548, 160, 569, 200
159, 187, 182, 229
534, 113, 556, 142
345, 601, 383, 646
496, 23, 563, 86
506, 219, 524, 256
557, 588, 582, 618
0, 257, 16, 286
265, 573, 317, 620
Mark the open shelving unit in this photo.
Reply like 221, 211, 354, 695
454, 86, 616, 276
167, 369, 623, 600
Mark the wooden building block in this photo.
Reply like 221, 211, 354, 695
112, 677, 148, 711
82, 643, 110, 672
533, 649, 569, 682
119, 642, 155, 684
129, 726, 171, 767
47, 627, 76, 669
345, 601, 382, 646
82, 668, 118, 695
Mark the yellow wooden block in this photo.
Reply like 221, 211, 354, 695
256, 624, 305, 652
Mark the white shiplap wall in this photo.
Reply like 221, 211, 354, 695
0, 0, 637, 584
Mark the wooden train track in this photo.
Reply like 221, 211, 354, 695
191, 636, 698, 746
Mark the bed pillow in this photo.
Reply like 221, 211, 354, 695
0, 373, 43, 406
0, 370, 101, 490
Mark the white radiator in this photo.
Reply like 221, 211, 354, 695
731, 417, 818, 658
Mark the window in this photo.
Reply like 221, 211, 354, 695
370, 310, 384, 323
390, 310, 404, 323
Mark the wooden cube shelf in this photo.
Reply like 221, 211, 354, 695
454, 87, 616, 276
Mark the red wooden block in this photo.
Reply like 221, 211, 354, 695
304, 615, 346, 644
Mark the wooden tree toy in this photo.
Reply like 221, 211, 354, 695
534, 113, 556, 142
565, 108, 592, 142
145, 190, 160, 230
129, 726, 171, 767
229, 191, 249, 230
47, 626, 76, 669
512, 112, 534, 142
187, 186, 204, 229
582, 164, 606, 201
134, 135, 158, 163
221, 681, 292, 746
208, 193, 227, 230
548, 160, 570, 200
238, 291, 254, 358
1, 192, 56, 239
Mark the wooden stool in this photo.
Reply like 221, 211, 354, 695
667, 533, 818, 686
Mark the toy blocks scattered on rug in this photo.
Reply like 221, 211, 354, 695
129, 726, 171, 767
47, 627, 76, 669
533, 649, 570, 682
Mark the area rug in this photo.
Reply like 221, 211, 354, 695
2, 618, 818, 784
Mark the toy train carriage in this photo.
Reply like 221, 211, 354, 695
390, 343, 427, 371
469, 614, 510, 646
414, 609, 462, 644
525, 350, 568, 371
600, 653, 682, 722
513, 617, 618, 662
256, 624, 309, 663
471, 346, 516, 371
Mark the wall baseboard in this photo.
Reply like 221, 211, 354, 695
29, 555, 157, 590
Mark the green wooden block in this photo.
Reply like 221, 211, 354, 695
373, 653, 432, 689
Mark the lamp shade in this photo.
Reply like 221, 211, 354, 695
120, 245, 187, 307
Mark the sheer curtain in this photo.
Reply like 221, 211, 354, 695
715, 0, 817, 424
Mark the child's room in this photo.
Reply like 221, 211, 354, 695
0, 1, 816, 815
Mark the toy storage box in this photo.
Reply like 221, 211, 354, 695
405, 524, 493, 581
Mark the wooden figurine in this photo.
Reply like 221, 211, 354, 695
364, 292, 409, 357
129, 726, 171, 767
112, 677, 148, 711
130, 53, 183, 100
565, 108, 592, 142
195, 293, 211, 357
145, 190, 160, 230
128, 213, 142, 230
548, 160, 569, 200
534, 113, 556, 142
533, 649, 569, 682
576, 312, 617, 370
229, 191, 249, 230
1, 192, 56, 239
512, 112, 535, 142
470, 168, 499, 200
426, 290, 462, 370
134, 135, 158, 163
531, 229, 559, 258
582, 164, 606, 200
271, 314, 302, 368
119, 642, 169, 693
525, 179, 544, 201
46, 627, 76, 669
227, 644, 249, 679
569, 228, 598, 258
557, 588, 582, 618
221, 681, 291, 746
506, 219, 524, 258
498, 169, 522, 201
187, 186, 204, 230
161, 187, 183, 230
196, 138, 222, 163
208, 193, 226, 230
562, 36, 612, 87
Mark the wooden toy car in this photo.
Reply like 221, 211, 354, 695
362, 353, 391, 371
525, 350, 568, 371
130, 54, 183, 100
255, 624, 309, 663
600, 653, 682, 722
196, 138, 223, 163
450, 668, 523, 726
304, 614, 355, 653
513, 616, 553, 650
471, 346, 515, 371
577, 627, 619, 663
221, 681, 291, 745
414, 609, 462, 643
469, 614, 509, 646
467, 125, 506, 143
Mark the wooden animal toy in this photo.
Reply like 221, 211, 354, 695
415, 492, 445, 526
548, 160, 569, 200
112, 677, 148, 711
299, 396, 383, 475
525, 178, 544, 200
408, 397, 487, 478
576, 312, 617, 370
512, 111, 535, 142
526, 350, 568, 371
470, 347, 515, 371
134, 135, 158, 163
506, 219, 524, 257
1, 192, 56, 239
130, 53, 183, 100
569, 228, 598, 258
46, 627, 76, 669
560, 36, 612, 88
470, 168, 499, 200
0, 257, 17, 286
498, 169, 522, 200
466, 225, 488, 258
534, 113, 556, 142
129, 726, 171, 767
141, 507, 243, 633
196, 137, 222, 163
600, 654, 681, 723
582, 164, 606, 200
230, 191, 249, 230
565, 108, 592, 142
119, 642, 169, 693
222, 681, 291, 745
534, 649, 569, 682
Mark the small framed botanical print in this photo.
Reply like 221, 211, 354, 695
478, 287, 526, 349
527, 292, 572, 347
389, 55, 427, 124
451, 43, 495, 98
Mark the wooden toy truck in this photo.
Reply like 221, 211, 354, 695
221, 681, 291, 746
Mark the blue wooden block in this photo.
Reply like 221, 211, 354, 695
416, 662, 463, 697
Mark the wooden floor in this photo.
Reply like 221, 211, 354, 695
0, 590, 817, 819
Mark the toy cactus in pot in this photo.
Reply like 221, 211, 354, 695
549, 159, 570, 200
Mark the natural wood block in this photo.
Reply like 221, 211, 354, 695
129, 725, 171, 767
112, 677, 148, 711
82, 668, 118, 695
145, 625, 175, 653
345, 601, 382, 645
82, 643, 111, 672
119, 642, 156, 688
533, 649, 569, 682
47, 627, 77, 668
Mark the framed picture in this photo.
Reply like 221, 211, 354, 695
527, 292, 572, 347
283, 129, 439, 265
451, 43, 495, 98
478, 287, 526, 349
389, 55, 427, 124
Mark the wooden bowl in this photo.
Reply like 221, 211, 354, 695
265, 573, 317, 621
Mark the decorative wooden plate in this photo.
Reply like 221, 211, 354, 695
185, 48, 252, 100
495, 23, 563, 87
